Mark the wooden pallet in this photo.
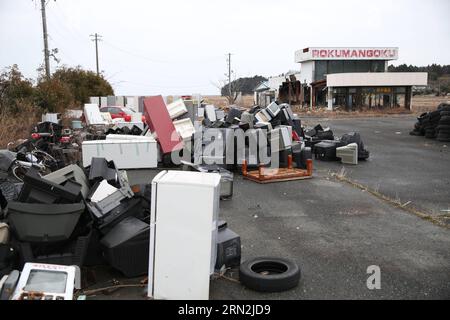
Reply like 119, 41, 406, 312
242, 156, 313, 184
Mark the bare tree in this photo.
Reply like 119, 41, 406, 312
211, 75, 247, 106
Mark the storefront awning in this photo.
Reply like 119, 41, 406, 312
326, 72, 428, 87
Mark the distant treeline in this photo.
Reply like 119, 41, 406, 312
221, 75, 268, 96
388, 64, 450, 81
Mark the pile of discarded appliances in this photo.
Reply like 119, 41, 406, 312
410, 102, 450, 142
0, 157, 241, 280
304, 125, 370, 165
1, 96, 372, 299
0, 159, 145, 277
199, 101, 369, 171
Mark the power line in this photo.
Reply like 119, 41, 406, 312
122, 80, 212, 89
102, 39, 224, 65
46, 20, 79, 66
101, 40, 172, 64
52, 1, 89, 45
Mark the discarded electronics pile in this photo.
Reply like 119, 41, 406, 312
304, 125, 370, 165
1, 95, 371, 299
409, 102, 450, 142
199, 101, 369, 170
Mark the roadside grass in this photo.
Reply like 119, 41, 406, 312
331, 168, 449, 229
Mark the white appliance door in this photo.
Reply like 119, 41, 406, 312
151, 182, 215, 299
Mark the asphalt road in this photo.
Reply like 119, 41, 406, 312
90, 115, 450, 300
303, 115, 450, 217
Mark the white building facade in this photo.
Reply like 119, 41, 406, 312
294, 47, 427, 110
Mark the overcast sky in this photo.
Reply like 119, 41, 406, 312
1, 0, 449, 95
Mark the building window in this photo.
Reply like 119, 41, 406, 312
370, 60, 385, 72
314, 61, 328, 81
315, 59, 387, 81
329, 60, 344, 74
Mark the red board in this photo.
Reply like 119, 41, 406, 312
143, 96, 183, 154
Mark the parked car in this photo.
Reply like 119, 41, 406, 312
99, 106, 146, 123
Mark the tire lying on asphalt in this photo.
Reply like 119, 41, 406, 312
239, 257, 301, 292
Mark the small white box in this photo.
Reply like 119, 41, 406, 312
173, 118, 195, 140
84, 104, 106, 125
205, 105, 217, 121
166, 99, 188, 119
336, 143, 358, 165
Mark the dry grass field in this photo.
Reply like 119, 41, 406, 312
202, 95, 254, 109
202, 94, 449, 115
410, 95, 450, 113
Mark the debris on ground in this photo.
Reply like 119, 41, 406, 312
0, 95, 375, 300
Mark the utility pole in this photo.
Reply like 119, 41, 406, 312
40, 0, 51, 79
227, 53, 233, 99
90, 33, 102, 76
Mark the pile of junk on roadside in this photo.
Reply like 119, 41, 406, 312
0, 96, 370, 300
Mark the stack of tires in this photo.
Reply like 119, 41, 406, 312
437, 104, 450, 142
425, 109, 441, 139
410, 112, 428, 136
410, 102, 450, 141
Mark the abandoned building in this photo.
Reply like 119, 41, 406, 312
255, 47, 428, 110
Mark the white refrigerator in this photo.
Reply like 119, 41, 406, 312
148, 170, 221, 300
